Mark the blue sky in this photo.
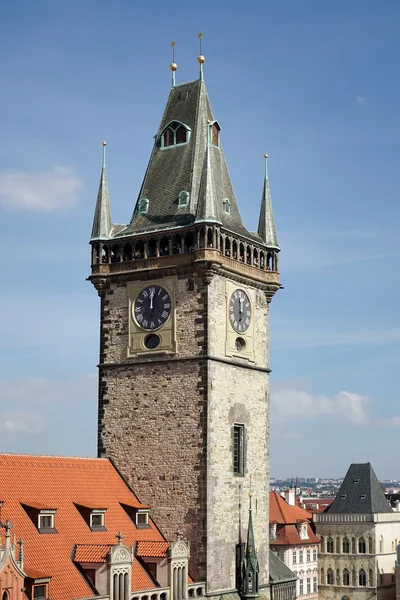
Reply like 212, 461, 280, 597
1, 1, 399, 479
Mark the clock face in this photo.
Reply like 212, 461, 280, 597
134, 285, 172, 330
229, 289, 251, 333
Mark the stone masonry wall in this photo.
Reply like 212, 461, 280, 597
97, 267, 272, 591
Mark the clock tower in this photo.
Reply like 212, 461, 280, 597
89, 55, 280, 598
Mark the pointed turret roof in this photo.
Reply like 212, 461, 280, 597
326, 463, 392, 514
91, 143, 112, 241
117, 79, 260, 241
241, 493, 259, 599
195, 143, 221, 224
257, 155, 279, 249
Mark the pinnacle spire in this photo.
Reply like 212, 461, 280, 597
257, 154, 279, 249
241, 491, 259, 600
90, 141, 112, 241
198, 32, 205, 81
195, 127, 222, 225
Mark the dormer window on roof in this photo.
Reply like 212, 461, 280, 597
22, 503, 57, 533
138, 198, 149, 215
161, 121, 190, 148
210, 121, 220, 147
223, 198, 231, 215
136, 509, 150, 528
178, 191, 189, 208
75, 503, 107, 531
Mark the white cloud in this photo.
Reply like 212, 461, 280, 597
0, 411, 44, 435
356, 95, 367, 106
271, 387, 369, 424
0, 166, 83, 212
378, 416, 400, 428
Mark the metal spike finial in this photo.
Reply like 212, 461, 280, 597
170, 41, 178, 87
102, 141, 107, 168
197, 32, 205, 81
264, 153, 268, 179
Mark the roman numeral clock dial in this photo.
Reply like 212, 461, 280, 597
229, 289, 251, 333
134, 285, 172, 343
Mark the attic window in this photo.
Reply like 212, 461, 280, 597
90, 509, 106, 531
136, 510, 150, 528
210, 122, 220, 147
161, 121, 190, 148
353, 479, 360, 483
138, 198, 149, 215
38, 510, 56, 532
178, 191, 190, 207
223, 198, 231, 215
341, 495, 347, 499
360, 494, 366, 500
33, 585, 47, 599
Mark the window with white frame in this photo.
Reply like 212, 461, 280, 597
136, 510, 149, 528
312, 548, 317, 561
178, 191, 190, 208
90, 510, 105, 529
38, 512, 55, 530
313, 576, 317, 592
138, 198, 149, 215
306, 549, 311, 562
307, 578, 311, 594
292, 550, 297, 564
299, 550, 303, 564
299, 579, 303, 595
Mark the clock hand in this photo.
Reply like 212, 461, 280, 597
150, 290, 154, 310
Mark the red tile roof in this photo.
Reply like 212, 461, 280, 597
269, 492, 313, 524
74, 544, 112, 563
270, 523, 320, 546
137, 541, 170, 558
0, 454, 165, 600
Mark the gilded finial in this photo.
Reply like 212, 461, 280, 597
197, 32, 205, 80
170, 41, 178, 87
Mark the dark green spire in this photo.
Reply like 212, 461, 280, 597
241, 494, 259, 600
257, 154, 279, 249
91, 142, 112, 241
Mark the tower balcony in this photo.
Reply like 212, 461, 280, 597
90, 225, 280, 289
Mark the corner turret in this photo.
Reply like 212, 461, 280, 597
90, 141, 112, 241
257, 154, 279, 249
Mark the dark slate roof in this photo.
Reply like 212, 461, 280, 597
91, 163, 112, 241
114, 79, 263, 242
326, 463, 393, 514
269, 550, 297, 583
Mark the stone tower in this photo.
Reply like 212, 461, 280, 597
89, 58, 280, 597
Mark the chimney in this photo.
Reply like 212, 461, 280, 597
284, 489, 295, 506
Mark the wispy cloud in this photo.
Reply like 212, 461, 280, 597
0, 411, 44, 435
356, 95, 367, 106
0, 166, 83, 212
273, 327, 400, 349
271, 387, 369, 424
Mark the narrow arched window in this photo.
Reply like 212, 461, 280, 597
223, 198, 231, 215
327, 569, 334, 585
359, 568, 366, 586
327, 537, 334, 553
343, 569, 350, 585
211, 122, 220, 146
161, 121, 190, 147
359, 537, 366, 554
138, 198, 149, 215
178, 191, 189, 207
343, 537, 349, 553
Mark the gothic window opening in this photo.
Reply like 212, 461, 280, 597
184, 232, 195, 253
359, 568, 366, 586
134, 241, 144, 259
2, 593, 9, 600
160, 236, 169, 256
211, 122, 220, 147
172, 234, 182, 254
239, 243, 245, 262
359, 537, 366, 554
225, 237, 231, 257
148, 239, 157, 258
223, 198, 231, 215
233, 424, 245, 475
123, 242, 132, 261
178, 191, 190, 207
138, 198, 149, 215
343, 569, 350, 585
327, 569, 334, 585
327, 537, 334, 553
343, 537, 349, 553
232, 239, 238, 259
161, 121, 190, 147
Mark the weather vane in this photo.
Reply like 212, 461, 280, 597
197, 32, 205, 81
170, 40, 178, 87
